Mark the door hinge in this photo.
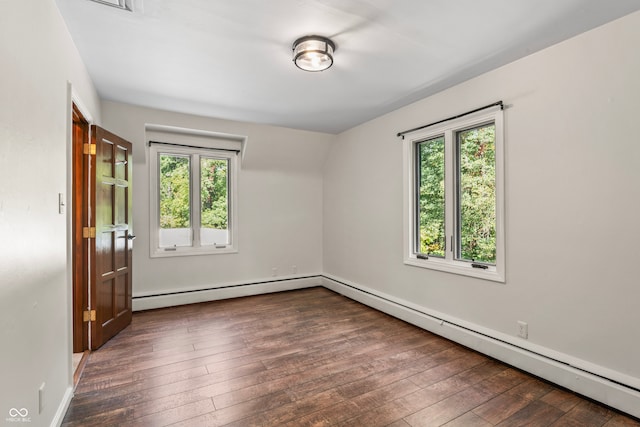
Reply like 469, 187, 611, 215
82, 227, 96, 238
83, 310, 96, 322
83, 143, 96, 155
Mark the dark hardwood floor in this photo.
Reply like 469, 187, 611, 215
62, 287, 640, 426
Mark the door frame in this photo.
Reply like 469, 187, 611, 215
72, 102, 90, 353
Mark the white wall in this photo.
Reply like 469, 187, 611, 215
324, 9, 640, 409
100, 101, 333, 308
0, 1, 101, 426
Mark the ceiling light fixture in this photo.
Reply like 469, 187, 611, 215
292, 36, 335, 72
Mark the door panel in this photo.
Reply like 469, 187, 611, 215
91, 125, 133, 349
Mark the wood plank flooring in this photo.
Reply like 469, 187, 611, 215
62, 287, 640, 426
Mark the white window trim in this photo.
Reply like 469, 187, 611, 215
149, 144, 239, 258
402, 108, 505, 282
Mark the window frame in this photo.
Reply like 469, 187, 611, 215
149, 144, 239, 258
402, 108, 505, 282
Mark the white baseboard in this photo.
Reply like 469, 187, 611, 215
51, 386, 73, 427
132, 275, 323, 311
321, 274, 640, 419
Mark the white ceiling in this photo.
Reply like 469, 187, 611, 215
55, 0, 640, 134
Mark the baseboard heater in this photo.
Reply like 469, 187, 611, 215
131, 275, 323, 311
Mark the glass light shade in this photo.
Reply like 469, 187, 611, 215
293, 36, 335, 72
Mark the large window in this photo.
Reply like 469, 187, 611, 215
150, 143, 238, 257
403, 108, 504, 282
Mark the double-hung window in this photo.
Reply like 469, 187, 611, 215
403, 108, 504, 282
149, 133, 240, 257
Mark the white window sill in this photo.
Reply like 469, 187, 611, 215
404, 256, 505, 283
151, 246, 238, 258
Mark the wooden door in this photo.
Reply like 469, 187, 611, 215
90, 125, 134, 349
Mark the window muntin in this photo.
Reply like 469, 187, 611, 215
150, 144, 237, 257
403, 108, 504, 282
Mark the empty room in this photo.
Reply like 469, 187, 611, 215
1, 1, 640, 426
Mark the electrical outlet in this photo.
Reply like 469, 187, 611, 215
517, 321, 528, 339
271, 267, 277, 277
292, 265, 297, 274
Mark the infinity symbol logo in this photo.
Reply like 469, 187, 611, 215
9, 408, 28, 417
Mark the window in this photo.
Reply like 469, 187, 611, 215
149, 143, 238, 257
403, 108, 504, 282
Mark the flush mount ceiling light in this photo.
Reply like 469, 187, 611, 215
292, 35, 335, 72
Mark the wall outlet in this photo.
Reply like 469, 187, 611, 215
292, 265, 297, 274
517, 321, 528, 339
271, 267, 277, 277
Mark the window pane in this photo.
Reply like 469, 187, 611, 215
417, 136, 445, 257
457, 123, 496, 264
200, 157, 229, 246
159, 154, 191, 247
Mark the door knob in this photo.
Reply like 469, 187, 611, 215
127, 235, 136, 240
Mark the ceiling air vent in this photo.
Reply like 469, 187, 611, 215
88, 0, 133, 11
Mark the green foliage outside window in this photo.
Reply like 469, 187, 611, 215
417, 124, 496, 264
200, 157, 228, 230
418, 136, 445, 256
159, 154, 228, 230
160, 154, 190, 228
458, 125, 496, 264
